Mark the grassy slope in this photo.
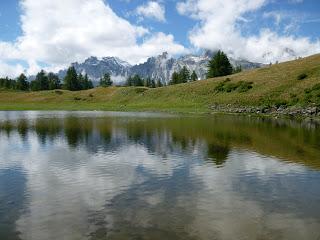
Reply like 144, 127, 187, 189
0, 54, 320, 112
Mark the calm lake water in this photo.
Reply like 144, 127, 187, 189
0, 111, 320, 240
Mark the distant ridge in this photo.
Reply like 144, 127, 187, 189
58, 51, 264, 84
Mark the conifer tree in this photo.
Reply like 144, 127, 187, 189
100, 73, 113, 87
84, 74, 94, 89
207, 50, 233, 78
190, 71, 198, 82
150, 79, 156, 88
179, 66, 190, 83
63, 66, 79, 91
170, 72, 180, 85
16, 73, 29, 91
156, 79, 163, 88
48, 72, 61, 90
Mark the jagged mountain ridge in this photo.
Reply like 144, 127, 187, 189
58, 52, 264, 84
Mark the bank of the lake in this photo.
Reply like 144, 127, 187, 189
0, 54, 320, 117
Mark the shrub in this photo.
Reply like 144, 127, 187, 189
237, 81, 253, 93
214, 80, 253, 93
297, 73, 307, 80
274, 100, 288, 108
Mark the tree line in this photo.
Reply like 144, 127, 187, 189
170, 67, 198, 85
125, 75, 163, 88
0, 50, 241, 91
169, 50, 241, 85
0, 66, 95, 92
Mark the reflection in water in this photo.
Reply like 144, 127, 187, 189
207, 144, 230, 167
0, 111, 320, 240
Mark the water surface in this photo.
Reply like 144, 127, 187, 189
0, 111, 320, 240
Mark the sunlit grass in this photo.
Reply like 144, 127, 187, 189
0, 54, 320, 112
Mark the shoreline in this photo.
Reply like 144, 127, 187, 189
0, 104, 319, 123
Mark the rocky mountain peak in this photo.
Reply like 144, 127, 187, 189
59, 52, 264, 84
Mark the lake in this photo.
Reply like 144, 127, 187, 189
0, 111, 320, 240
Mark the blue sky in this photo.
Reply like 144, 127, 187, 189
0, 0, 320, 77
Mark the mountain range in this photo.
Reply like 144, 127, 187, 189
58, 51, 264, 84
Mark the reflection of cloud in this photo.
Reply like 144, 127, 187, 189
189, 150, 320, 239
0, 113, 320, 240
14, 130, 193, 239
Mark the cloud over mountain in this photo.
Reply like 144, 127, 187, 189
0, 0, 186, 77
176, 0, 320, 63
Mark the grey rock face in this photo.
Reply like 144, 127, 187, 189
58, 56, 132, 82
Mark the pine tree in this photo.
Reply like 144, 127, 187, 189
63, 66, 79, 91
126, 76, 133, 86
100, 73, 113, 87
31, 70, 49, 91
207, 50, 233, 78
170, 72, 180, 85
179, 66, 190, 83
84, 74, 93, 89
48, 72, 61, 90
37, 70, 49, 90
78, 73, 85, 90
190, 71, 198, 82
16, 73, 29, 91
151, 79, 156, 88
30, 80, 40, 91
156, 79, 163, 88
144, 77, 152, 87
233, 65, 242, 74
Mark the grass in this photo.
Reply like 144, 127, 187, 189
0, 54, 320, 113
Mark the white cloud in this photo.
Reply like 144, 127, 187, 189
0, 61, 25, 78
136, 1, 166, 22
0, 0, 185, 77
177, 0, 320, 63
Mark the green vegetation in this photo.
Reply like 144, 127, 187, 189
16, 73, 29, 91
126, 74, 144, 86
297, 73, 308, 80
214, 78, 253, 93
0, 54, 319, 113
207, 50, 233, 78
63, 66, 93, 91
100, 73, 113, 87
304, 83, 320, 105
170, 66, 191, 85
190, 71, 198, 82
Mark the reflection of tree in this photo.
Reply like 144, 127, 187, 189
64, 117, 84, 148
17, 119, 28, 141
34, 119, 61, 144
207, 144, 230, 167
3, 114, 320, 169
0, 121, 13, 137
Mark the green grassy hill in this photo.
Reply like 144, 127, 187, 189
0, 54, 320, 113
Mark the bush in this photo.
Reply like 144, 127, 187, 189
214, 79, 253, 93
303, 83, 320, 105
297, 73, 307, 80
237, 81, 253, 93
274, 100, 288, 108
